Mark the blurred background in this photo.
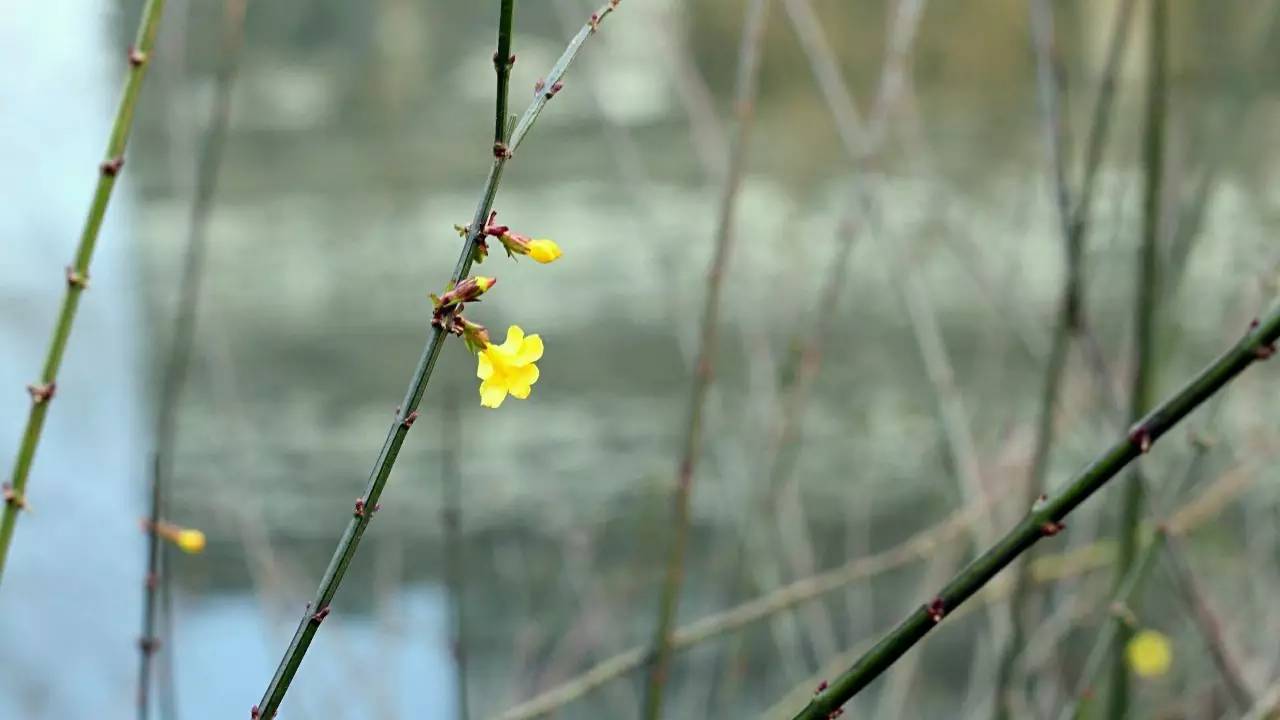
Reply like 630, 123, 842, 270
1, 0, 1279, 718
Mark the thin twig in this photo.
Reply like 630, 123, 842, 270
252, 3, 624, 716
139, 2, 248, 717
1108, 2, 1167, 716
1160, 531, 1255, 710
640, 1, 771, 717
0, 0, 168, 582
995, 0, 1138, 713
787, 304, 1280, 719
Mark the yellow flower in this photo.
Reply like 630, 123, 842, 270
1126, 629, 1172, 678
175, 529, 207, 554
477, 325, 543, 408
527, 239, 563, 264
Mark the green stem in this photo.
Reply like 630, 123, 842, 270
995, 1, 1137, 714
139, 3, 249, 717
1108, 2, 1166, 716
0, 0, 167, 583
788, 303, 1280, 720
493, 0, 515, 145
640, 1, 770, 717
252, 4, 621, 717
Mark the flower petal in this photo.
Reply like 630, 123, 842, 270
514, 363, 540, 388
517, 334, 544, 365
479, 381, 507, 408
508, 383, 531, 399
500, 325, 525, 354
477, 351, 494, 380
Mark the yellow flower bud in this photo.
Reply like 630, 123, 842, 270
1125, 629, 1172, 678
474, 276, 495, 292
527, 239, 563, 264
175, 529, 206, 554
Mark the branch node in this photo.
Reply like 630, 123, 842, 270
100, 155, 125, 177
27, 382, 56, 405
1127, 424, 1152, 454
2, 484, 27, 511
127, 45, 148, 67
549, 80, 564, 97
926, 597, 946, 623
401, 410, 419, 428
139, 636, 161, 655
353, 498, 381, 519
493, 141, 512, 159
65, 265, 89, 289
310, 605, 331, 625
1040, 521, 1065, 537
533, 78, 545, 96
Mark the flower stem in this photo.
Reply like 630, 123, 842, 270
1108, 1, 1166, 716
788, 303, 1280, 720
0, 0, 167, 584
138, 1, 248, 717
251, 4, 622, 717
640, 1, 771, 717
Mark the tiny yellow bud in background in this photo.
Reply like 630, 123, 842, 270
175, 529, 207, 554
1126, 629, 1172, 678
527, 239, 563, 264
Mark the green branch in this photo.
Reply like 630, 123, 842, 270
251, 3, 623, 717
1108, 1, 1166, 715
0, 0, 168, 583
789, 303, 1280, 720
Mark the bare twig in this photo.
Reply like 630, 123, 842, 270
641, 1, 771, 717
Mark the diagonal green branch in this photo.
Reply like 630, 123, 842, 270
251, 2, 623, 717
0, 0, 168, 583
789, 303, 1280, 720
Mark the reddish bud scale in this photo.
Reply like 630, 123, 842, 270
1041, 521, 1065, 537
27, 382, 55, 404
128, 46, 147, 67
926, 597, 946, 623
310, 606, 331, 624
65, 266, 88, 289
100, 156, 125, 176
3, 484, 26, 510
401, 410, 419, 428
1128, 425, 1153, 454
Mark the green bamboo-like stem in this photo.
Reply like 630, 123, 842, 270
0, 0, 168, 583
1108, 1, 1166, 716
252, 3, 622, 717
138, 3, 248, 717
640, 1, 770, 717
441, 390, 470, 720
493, 0, 515, 146
787, 304, 1280, 720
995, 1, 1137, 714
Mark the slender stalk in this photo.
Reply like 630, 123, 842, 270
1108, 2, 1166, 716
0, 0, 168, 583
787, 304, 1280, 720
493, 0, 515, 147
139, 2, 249, 716
140, 455, 164, 719
441, 390, 469, 720
640, 1, 770, 717
995, 0, 1137, 713
252, 3, 622, 717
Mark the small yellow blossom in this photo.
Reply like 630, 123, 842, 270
527, 239, 563, 264
1126, 629, 1172, 678
477, 325, 543, 408
175, 529, 207, 554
